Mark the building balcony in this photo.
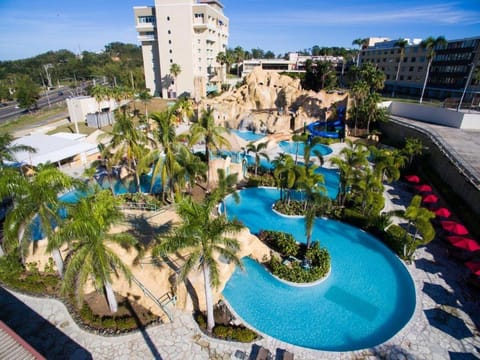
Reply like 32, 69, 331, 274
137, 34, 156, 42
136, 23, 155, 32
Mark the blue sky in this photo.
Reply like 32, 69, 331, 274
1, 0, 479, 61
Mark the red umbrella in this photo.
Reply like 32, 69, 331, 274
435, 207, 451, 218
447, 236, 480, 252
465, 261, 480, 276
422, 194, 439, 204
441, 221, 469, 235
414, 184, 433, 193
405, 175, 421, 183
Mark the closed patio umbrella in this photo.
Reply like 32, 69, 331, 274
447, 236, 480, 252
435, 207, 451, 218
465, 261, 480, 276
422, 194, 439, 204
441, 221, 469, 235
405, 175, 421, 183
414, 184, 433, 193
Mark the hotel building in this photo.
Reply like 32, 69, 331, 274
134, 0, 229, 99
359, 36, 480, 103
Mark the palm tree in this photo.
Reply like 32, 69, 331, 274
419, 36, 447, 104
210, 168, 239, 218
352, 38, 368, 66
392, 38, 409, 97
272, 153, 300, 203
48, 189, 137, 312
402, 137, 423, 168
400, 195, 436, 260
369, 147, 406, 183
189, 108, 231, 191
170, 63, 181, 98
153, 196, 243, 333
149, 106, 179, 201
349, 80, 369, 136
246, 141, 269, 176
0, 166, 82, 272
175, 97, 194, 124
0, 132, 36, 167
291, 133, 308, 165
137, 90, 152, 120
100, 107, 147, 192
175, 146, 207, 196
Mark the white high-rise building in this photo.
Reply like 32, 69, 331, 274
134, 0, 229, 100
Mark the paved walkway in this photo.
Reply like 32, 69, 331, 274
1, 181, 479, 359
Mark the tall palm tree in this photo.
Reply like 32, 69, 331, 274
369, 147, 406, 183
170, 63, 181, 98
137, 89, 152, 121
174, 146, 207, 196
0, 132, 36, 167
48, 189, 137, 312
149, 106, 179, 201
272, 153, 300, 203
349, 80, 369, 136
0, 166, 82, 272
419, 36, 447, 104
246, 141, 269, 176
100, 107, 147, 192
392, 38, 409, 97
153, 196, 243, 333
352, 38, 368, 66
189, 108, 231, 191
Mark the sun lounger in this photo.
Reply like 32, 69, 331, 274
250, 346, 271, 360
281, 350, 294, 360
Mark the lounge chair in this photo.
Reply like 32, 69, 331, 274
282, 350, 294, 360
249, 345, 271, 360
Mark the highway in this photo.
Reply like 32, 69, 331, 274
0, 86, 85, 125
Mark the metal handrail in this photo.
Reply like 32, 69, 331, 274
131, 275, 173, 322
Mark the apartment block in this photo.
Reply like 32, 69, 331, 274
359, 36, 480, 103
134, 0, 229, 99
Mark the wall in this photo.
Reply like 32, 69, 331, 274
379, 119, 480, 216
384, 101, 480, 130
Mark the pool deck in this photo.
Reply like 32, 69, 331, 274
2, 133, 480, 359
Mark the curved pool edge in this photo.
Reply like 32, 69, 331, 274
220, 258, 419, 357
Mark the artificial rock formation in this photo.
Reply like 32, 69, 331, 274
203, 67, 349, 134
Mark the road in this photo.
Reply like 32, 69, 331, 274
0, 86, 85, 125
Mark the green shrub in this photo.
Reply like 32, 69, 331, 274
258, 230, 299, 257
342, 208, 369, 229
213, 325, 258, 342
196, 313, 207, 329
101, 317, 116, 328
382, 224, 407, 255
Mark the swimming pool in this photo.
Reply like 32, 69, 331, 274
230, 129, 266, 142
279, 140, 333, 157
222, 187, 416, 351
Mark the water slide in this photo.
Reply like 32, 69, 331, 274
306, 107, 345, 139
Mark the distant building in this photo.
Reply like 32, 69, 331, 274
133, 0, 229, 100
241, 53, 347, 80
359, 36, 480, 103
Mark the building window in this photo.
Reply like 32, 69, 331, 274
167, 16, 170, 21
169, 49, 172, 54
411, 57, 416, 62
409, 66, 414, 72
170, 59, 173, 63
169, 40, 172, 44
138, 16, 155, 24
400, 75, 404, 80
418, 66, 423, 72
407, 76, 412, 80
168, 30, 171, 34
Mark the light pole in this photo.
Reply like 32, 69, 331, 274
457, 61, 476, 112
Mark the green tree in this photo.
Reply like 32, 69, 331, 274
402, 137, 423, 168
392, 38, 409, 97
419, 36, 447, 104
0, 132, 36, 167
272, 153, 301, 203
15, 75, 41, 110
400, 195, 435, 260
170, 63, 181, 97
48, 189, 137, 312
209, 168, 239, 218
0, 166, 82, 271
189, 108, 231, 191
246, 141, 269, 176
153, 196, 243, 333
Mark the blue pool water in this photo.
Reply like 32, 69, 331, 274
222, 187, 416, 351
230, 129, 266, 142
279, 140, 333, 157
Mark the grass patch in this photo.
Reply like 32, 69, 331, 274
0, 103, 68, 134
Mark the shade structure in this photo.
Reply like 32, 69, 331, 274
405, 175, 421, 183
435, 207, 451, 218
415, 184, 433, 193
465, 261, 480, 276
447, 236, 480, 252
441, 221, 469, 235
422, 194, 439, 204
